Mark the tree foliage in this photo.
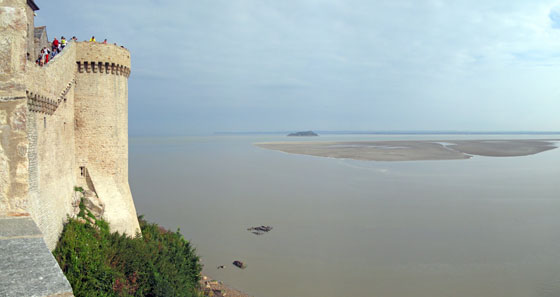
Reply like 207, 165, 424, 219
53, 203, 202, 297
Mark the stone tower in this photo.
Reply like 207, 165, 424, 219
74, 42, 139, 236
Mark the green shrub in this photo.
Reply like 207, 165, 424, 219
53, 204, 202, 297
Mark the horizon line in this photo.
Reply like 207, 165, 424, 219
213, 130, 560, 135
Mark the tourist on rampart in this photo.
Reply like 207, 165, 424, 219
71, 36, 77, 41
61, 36, 67, 49
52, 38, 59, 51
89, 36, 96, 42
103, 39, 107, 44
41, 47, 50, 64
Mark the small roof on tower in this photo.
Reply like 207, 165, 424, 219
27, 0, 39, 11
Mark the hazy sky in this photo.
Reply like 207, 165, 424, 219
36, 0, 560, 135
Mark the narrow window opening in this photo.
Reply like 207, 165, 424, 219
43, 117, 46, 128
80, 166, 85, 177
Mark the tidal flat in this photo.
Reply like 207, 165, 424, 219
130, 134, 560, 297
255, 139, 559, 161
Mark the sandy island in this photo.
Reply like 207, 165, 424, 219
255, 139, 559, 161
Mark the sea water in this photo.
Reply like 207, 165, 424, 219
130, 134, 560, 297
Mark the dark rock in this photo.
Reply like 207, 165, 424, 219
247, 225, 273, 235
232, 260, 246, 269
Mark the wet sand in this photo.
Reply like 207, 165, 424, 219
255, 139, 559, 161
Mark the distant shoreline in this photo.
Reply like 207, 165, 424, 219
255, 139, 560, 162
216, 131, 560, 136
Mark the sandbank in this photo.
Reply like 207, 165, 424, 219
255, 139, 559, 161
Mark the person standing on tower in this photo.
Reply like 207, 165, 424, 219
89, 36, 96, 42
52, 37, 59, 52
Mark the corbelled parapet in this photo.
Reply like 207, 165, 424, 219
75, 42, 131, 76
77, 61, 130, 77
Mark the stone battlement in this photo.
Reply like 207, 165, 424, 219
75, 42, 131, 67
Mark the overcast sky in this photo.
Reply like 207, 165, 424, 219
36, 0, 560, 135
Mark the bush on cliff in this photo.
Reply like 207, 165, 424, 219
53, 202, 202, 297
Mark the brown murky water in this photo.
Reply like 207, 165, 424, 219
130, 135, 560, 297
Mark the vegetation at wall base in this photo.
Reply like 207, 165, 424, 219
53, 199, 203, 297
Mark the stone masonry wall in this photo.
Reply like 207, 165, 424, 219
0, 0, 31, 216
0, 99, 29, 215
25, 42, 78, 249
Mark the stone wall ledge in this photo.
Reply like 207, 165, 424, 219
0, 217, 73, 297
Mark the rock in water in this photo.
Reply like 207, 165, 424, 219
247, 225, 273, 235
232, 261, 246, 269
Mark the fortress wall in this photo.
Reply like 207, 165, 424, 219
1, 5, 140, 294
0, 0, 31, 215
25, 42, 78, 249
0, 99, 29, 215
74, 42, 139, 236
26, 41, 76, 99
2, 6, 139, 245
